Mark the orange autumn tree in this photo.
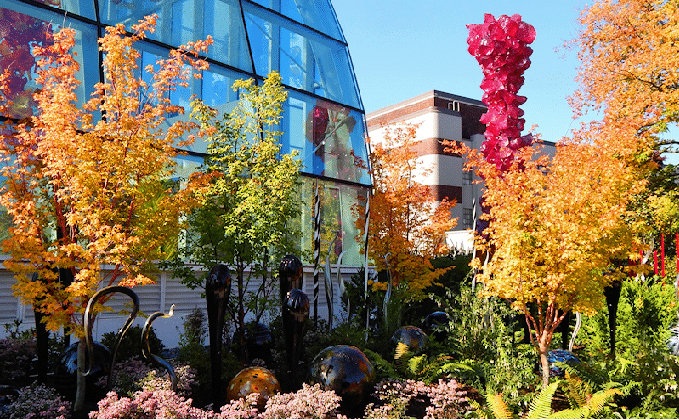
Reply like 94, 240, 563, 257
571, 0, 679, 246
356, 123, 456, 300
0, 17, 211, 336
451, 129, 646, 387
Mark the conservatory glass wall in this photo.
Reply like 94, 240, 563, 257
0, 0, 370, 267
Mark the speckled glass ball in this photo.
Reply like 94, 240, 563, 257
226, 366, 280, 408
310, 345, 375, 406
391, 326, 428, 354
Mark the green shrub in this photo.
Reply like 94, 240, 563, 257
578, 277, 678, 357
101, 324, 165, 363
571, 277, 679, 418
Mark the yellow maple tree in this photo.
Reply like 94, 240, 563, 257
355, 123, 456, 300
451, 126, 647, 386
0, 15, 211, 335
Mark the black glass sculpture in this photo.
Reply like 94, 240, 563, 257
244, 322, 275, 367
310, 345, 375, 407
205, 264, 231, 409
423, 311, 450, 341
279, 255, 308, 372
547, 349, 580, 377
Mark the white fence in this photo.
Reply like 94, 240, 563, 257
0, 265, 361, 348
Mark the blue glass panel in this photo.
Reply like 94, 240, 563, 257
0, 1, 98, 119
243, 10, 274, 75
281, 0, 342, 42
245, 0, 343, 42
283, 91, 369, 185
204, 0, 253, 73
134, 41, 206, 153
174, 154, 204, 181
247, 0, 273, 9
243, 3, 360, 108
202, 65, 241, 109
99, 0, 253, 72
35, 0, 96, 20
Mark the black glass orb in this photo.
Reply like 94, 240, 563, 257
245, 322, 274, 348
60, 341, 111, 375
242, 322, 275, 367
310, 345, 375, 406
391, 326, 428, 354
285, 288, 310, 322
423, 311, 450, 340
423, 311, 449, 330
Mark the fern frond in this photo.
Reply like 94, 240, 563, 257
394, 342, 409, 360
435, 360, 475, 376
487, 393, 514, 419
582, 388, 621, 417
617, 380, 641, 396
564, 371, 589, 409
408, 355, 426, 376
560, 360, 608, 389
527, 381, 560, 419
548, 408, 584, 419
412, 355, 455, 380
467, 397, 491, 419
393, 342, 414, 375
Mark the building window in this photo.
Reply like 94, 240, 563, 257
462, 170, 473, 185
463, 208, 474, 229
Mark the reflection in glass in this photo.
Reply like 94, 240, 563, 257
299, 178, 368, 267
283, 92, 369, 184
99, 0, 253, 72
0, 6, 97, 120
243, 3, 360, 108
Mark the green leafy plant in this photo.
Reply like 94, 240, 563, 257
100, 325, 164, 363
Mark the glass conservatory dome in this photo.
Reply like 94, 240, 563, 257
0, 0, 370, 266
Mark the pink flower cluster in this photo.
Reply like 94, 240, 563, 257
90, 389, 208, 419
5, 382, 71, 419
90, 383, 346, 419
365, 378, 472, 419
259, 383, 345, 419
96, 357, 196, 398
467, 13, 536, 171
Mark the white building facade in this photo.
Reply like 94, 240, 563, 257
366, 90, 556, 254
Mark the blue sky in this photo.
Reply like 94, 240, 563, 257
331, 0, 589, 145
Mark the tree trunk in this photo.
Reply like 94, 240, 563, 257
33, 309, 49, 384
539, 337, 550, 388
74, 337, 87, 412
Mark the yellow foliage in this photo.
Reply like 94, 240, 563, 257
0, 16, 212, 334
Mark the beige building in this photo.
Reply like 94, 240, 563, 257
366, 90, 556, 253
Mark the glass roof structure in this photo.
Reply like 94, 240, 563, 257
0, 0, 370, 265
